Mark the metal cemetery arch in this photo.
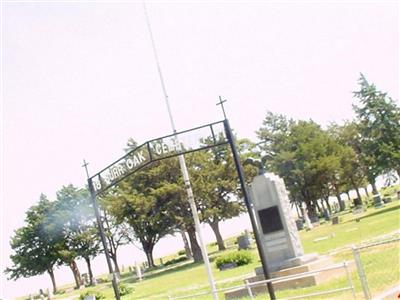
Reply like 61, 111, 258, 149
88, 119, 276, 300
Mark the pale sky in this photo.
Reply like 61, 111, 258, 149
1, 1, 399, 298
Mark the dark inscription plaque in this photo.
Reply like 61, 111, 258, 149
258, 206, 284, 234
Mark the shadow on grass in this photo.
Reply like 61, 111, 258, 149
121, 261, 204, 284
345, 204, 400, 224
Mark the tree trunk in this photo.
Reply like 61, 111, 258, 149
355, 188, 362, 202
371, 181, 379, 195
324, 198, 332, 214
84, 257, 94, 286
209, 220, 226, 251
363, 186, 369, 197
180, 230, 192, 259
47, 268, 57, 294
69, 260, 81, 289
346, 191, 351, 201
350, 177, 362, 201
336, 193, 345, 211
145, 250, 155, 268
142, 241, 155, 268
111, 254, 121, 275
313, 199, 322, 214
333, 182, 345, 211
294, 201, 302, 218
186, 225, 203, 262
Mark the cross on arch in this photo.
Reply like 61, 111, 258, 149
216, 96, 228, 120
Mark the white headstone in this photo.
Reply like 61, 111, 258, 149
249, 173, 305, 271
135, 261, 142, 281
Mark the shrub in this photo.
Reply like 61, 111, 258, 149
118, 282, 134, 296
79, 291, 106, 300
177, 250, 186, 256
164, 256, 188, 266
215, 250, 253, 269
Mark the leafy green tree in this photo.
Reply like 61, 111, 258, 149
257, 116, 344, 217
353, 74, 400, 188
329, 122, 369, 203
186, 138, 258, 251
5, 195, 60, 293
104, 159, 180, 268
122, 139, 204, 263
49, 185, 100, 287
101, 211, 134, 274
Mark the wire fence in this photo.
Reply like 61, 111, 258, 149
168, 238, 400, 300
168, 261, 355, 300
352, 237, 400, 300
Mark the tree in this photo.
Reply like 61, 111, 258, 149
5, 195, 60, 293
121, 139, 204, 263
49, 185, 100, 288
257, 116, 344, 217
329, 122, 369, 204
104, 159, 180, 268
353, 74, 400, 187
101, 211, 133, 274
186, 138, 258, 251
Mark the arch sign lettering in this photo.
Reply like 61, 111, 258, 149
89, 120, 228, 195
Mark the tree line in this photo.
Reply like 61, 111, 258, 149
6, 74, 399, 293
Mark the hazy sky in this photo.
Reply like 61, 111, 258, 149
1, 1, 398, 298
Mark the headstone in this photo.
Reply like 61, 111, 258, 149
331, 216, 339, 225
301, 203, 313, 230
397, 190, 400, 200
322, 209, 330, 221
84, 295, 96, 300
295, 219, 304, 230
135, 261, 143, 281
82, 273, 89, 286
249, 173, 306, 272
353, 198, 362, 207
47, 288, 53, 299
372, 194, 383, 207
218, 262, 237, 270
237, 233, 252, 250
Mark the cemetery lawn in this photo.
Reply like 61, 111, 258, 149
28, 200, 400, 299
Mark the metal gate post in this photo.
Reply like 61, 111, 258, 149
352, 246, 371, 300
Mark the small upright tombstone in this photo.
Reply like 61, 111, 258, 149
295, 219, 304, 230
301, 203, 313, 231
135, 261, 143, 281
47, 288, 53, 299
84, 295, 96, 300
82, 273, 89, 286
322, 209, 330, 221
39, 289, 45, 300
353, 198, 362, 207
373, 194, 383, 207
237, 230, 252, 250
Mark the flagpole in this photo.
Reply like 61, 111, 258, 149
142, 2, 218, 299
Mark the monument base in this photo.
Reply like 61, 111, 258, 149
224, 255, 351, 300
255, 253, 319, 273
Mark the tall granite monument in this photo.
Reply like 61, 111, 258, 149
225, 173, 346, 299
249, 172, 315, 272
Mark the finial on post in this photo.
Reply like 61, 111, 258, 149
216, 95, 228, 120
82, 159, 90, 179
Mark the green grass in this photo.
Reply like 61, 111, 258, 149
23, 200, 400, 300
